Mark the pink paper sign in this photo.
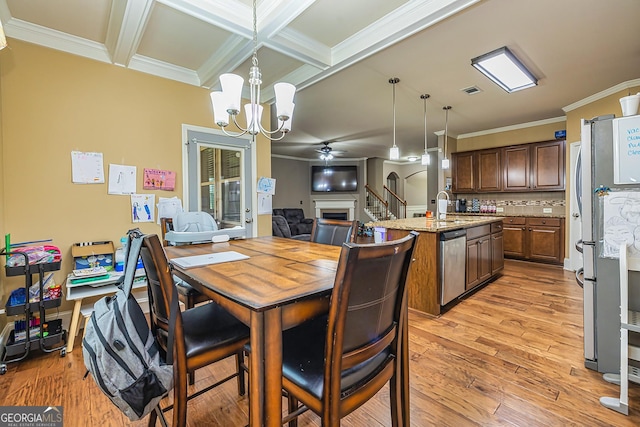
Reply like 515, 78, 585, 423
143, 168, 176, 191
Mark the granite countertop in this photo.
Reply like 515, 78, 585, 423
453, 212, 565, 219
367, 215, 503, 233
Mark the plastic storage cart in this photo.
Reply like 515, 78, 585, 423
1, 249, 67, 374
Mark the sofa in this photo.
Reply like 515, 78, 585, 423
273, 208, 314, 236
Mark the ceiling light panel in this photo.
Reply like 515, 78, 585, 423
471, 47, 537, 93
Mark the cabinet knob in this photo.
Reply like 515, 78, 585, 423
529, 228, 532, 231
542, 220, 546, 224
522, 227, 525, 230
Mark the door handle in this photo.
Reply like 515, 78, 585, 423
572, 213, 580, 218
245, 218, 253, 224
575, 239, 583, 253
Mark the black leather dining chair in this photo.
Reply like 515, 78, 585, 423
280, 231, 418, 426
140, 234, 249, 427
309, 218, 357, 246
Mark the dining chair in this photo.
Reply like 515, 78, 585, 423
161, 216, 212, 308
309, 218, 358, 246
140, 234, 250, 427
280, 231, 418, 427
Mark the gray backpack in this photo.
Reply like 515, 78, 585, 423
82, 229, 174, 421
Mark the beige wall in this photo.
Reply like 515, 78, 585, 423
0, 40, 272, 323
457, 121, 565, 152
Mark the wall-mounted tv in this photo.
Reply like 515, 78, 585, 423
311, 165, 358, 192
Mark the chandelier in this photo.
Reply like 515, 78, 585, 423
209, 0, 296, 141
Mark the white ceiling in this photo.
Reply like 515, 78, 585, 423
2, 0, 639, 161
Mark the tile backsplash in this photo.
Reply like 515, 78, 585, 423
455, 192, 566, 216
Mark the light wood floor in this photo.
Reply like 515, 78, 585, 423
1, 259, 639, 426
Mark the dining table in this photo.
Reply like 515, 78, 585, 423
164, 236, 410, 427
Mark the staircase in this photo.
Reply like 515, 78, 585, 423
364, 184, 406, 222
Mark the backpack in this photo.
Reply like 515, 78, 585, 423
82, 229, 174, 421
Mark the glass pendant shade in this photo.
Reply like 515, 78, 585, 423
390, 146, 400, 160
279, 106, 294, 132
442, 157, 450, 169
210, 92, 230, 126
219, 73, 244, 114
274, 83, 296, 119
421, 153, 430, 166
244, 104, 263, 134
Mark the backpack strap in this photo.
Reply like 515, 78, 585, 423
122, 228, 144, 297
165, 262, 179, 366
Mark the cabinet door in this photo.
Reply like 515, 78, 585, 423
477, 149, 501, 192
452, 152, 475, 193
491, 232, 504, 274
478, 237, 492, 282
466, 238, 480, 290
503, 220, 527, 258
528, 225, 561, 263
502, 146, 530, 191
531, 140, 565, 191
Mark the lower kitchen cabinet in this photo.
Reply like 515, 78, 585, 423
491, 222, 504, 274
466, 225, 492, 290
502, 217, 564, 264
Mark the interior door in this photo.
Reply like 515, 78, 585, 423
183, 126, 254, 238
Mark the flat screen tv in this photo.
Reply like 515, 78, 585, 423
311, 165, 358, 192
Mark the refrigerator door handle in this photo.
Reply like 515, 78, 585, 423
575, 239, 583, 254
575, 268, 584, 288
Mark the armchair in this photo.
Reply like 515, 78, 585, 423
280, 208, 314, 236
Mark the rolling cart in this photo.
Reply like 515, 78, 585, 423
1, 249, 67, 375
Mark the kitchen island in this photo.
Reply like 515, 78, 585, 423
371, 215, 504, 316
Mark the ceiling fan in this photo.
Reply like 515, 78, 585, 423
314, 142, 346, 160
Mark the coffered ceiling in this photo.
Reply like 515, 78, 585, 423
1, 0, 639, 161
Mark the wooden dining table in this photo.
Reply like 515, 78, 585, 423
164, 236, 410, 427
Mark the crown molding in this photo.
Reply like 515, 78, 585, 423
562, 78, 640, 112
457, 116, 565, 139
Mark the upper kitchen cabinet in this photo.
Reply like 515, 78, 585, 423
452, 140, 565, 193
451, 151, 475, 193
502, 145, 530, 191
477, 149, 502, 192
531, 140, 565, 191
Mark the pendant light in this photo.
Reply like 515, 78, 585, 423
442, 106, 452, 169
389, 78, 400, 160
420, 94, 430, 166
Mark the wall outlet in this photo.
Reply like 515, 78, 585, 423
496, 207, 504, 213
543, 207, 552, 213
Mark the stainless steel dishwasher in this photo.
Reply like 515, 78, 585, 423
440, 229, 467, 305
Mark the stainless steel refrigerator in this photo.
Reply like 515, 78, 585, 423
577, 114, 640, 373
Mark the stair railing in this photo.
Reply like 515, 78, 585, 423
383, 185, 407, 219
365, 184, 389, 221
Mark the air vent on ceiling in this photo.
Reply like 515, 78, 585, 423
460, 85, 483, 95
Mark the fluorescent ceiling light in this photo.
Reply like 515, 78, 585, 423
471, 47, 537, 93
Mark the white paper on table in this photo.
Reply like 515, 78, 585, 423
131, 194, 155, 223
108, 164, 137, 195
71, 151, 105, 184
258, 193, 272, 214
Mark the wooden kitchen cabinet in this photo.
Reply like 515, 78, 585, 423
502, 217, 564, 264
491, 222, 504, 274
502, 217, 527, 257
451, 151, 475, 193
477, 149, 501, 192
502, 145, 530, 191
528, 217, 563, 263
466, 225, 491, 290
531, 140, 565, 190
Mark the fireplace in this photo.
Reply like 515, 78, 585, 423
322, 212, 348, 220
314, 199, 356, 220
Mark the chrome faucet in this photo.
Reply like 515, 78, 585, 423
436, 190, 450, 220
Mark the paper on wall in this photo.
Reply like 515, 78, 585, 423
71, 151, 105, 184
131, 194, 155, 223
108, 164, 137, 195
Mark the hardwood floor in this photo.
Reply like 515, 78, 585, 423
1, 259, 638, 426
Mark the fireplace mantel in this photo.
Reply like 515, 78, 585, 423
314, 199, 356, 220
